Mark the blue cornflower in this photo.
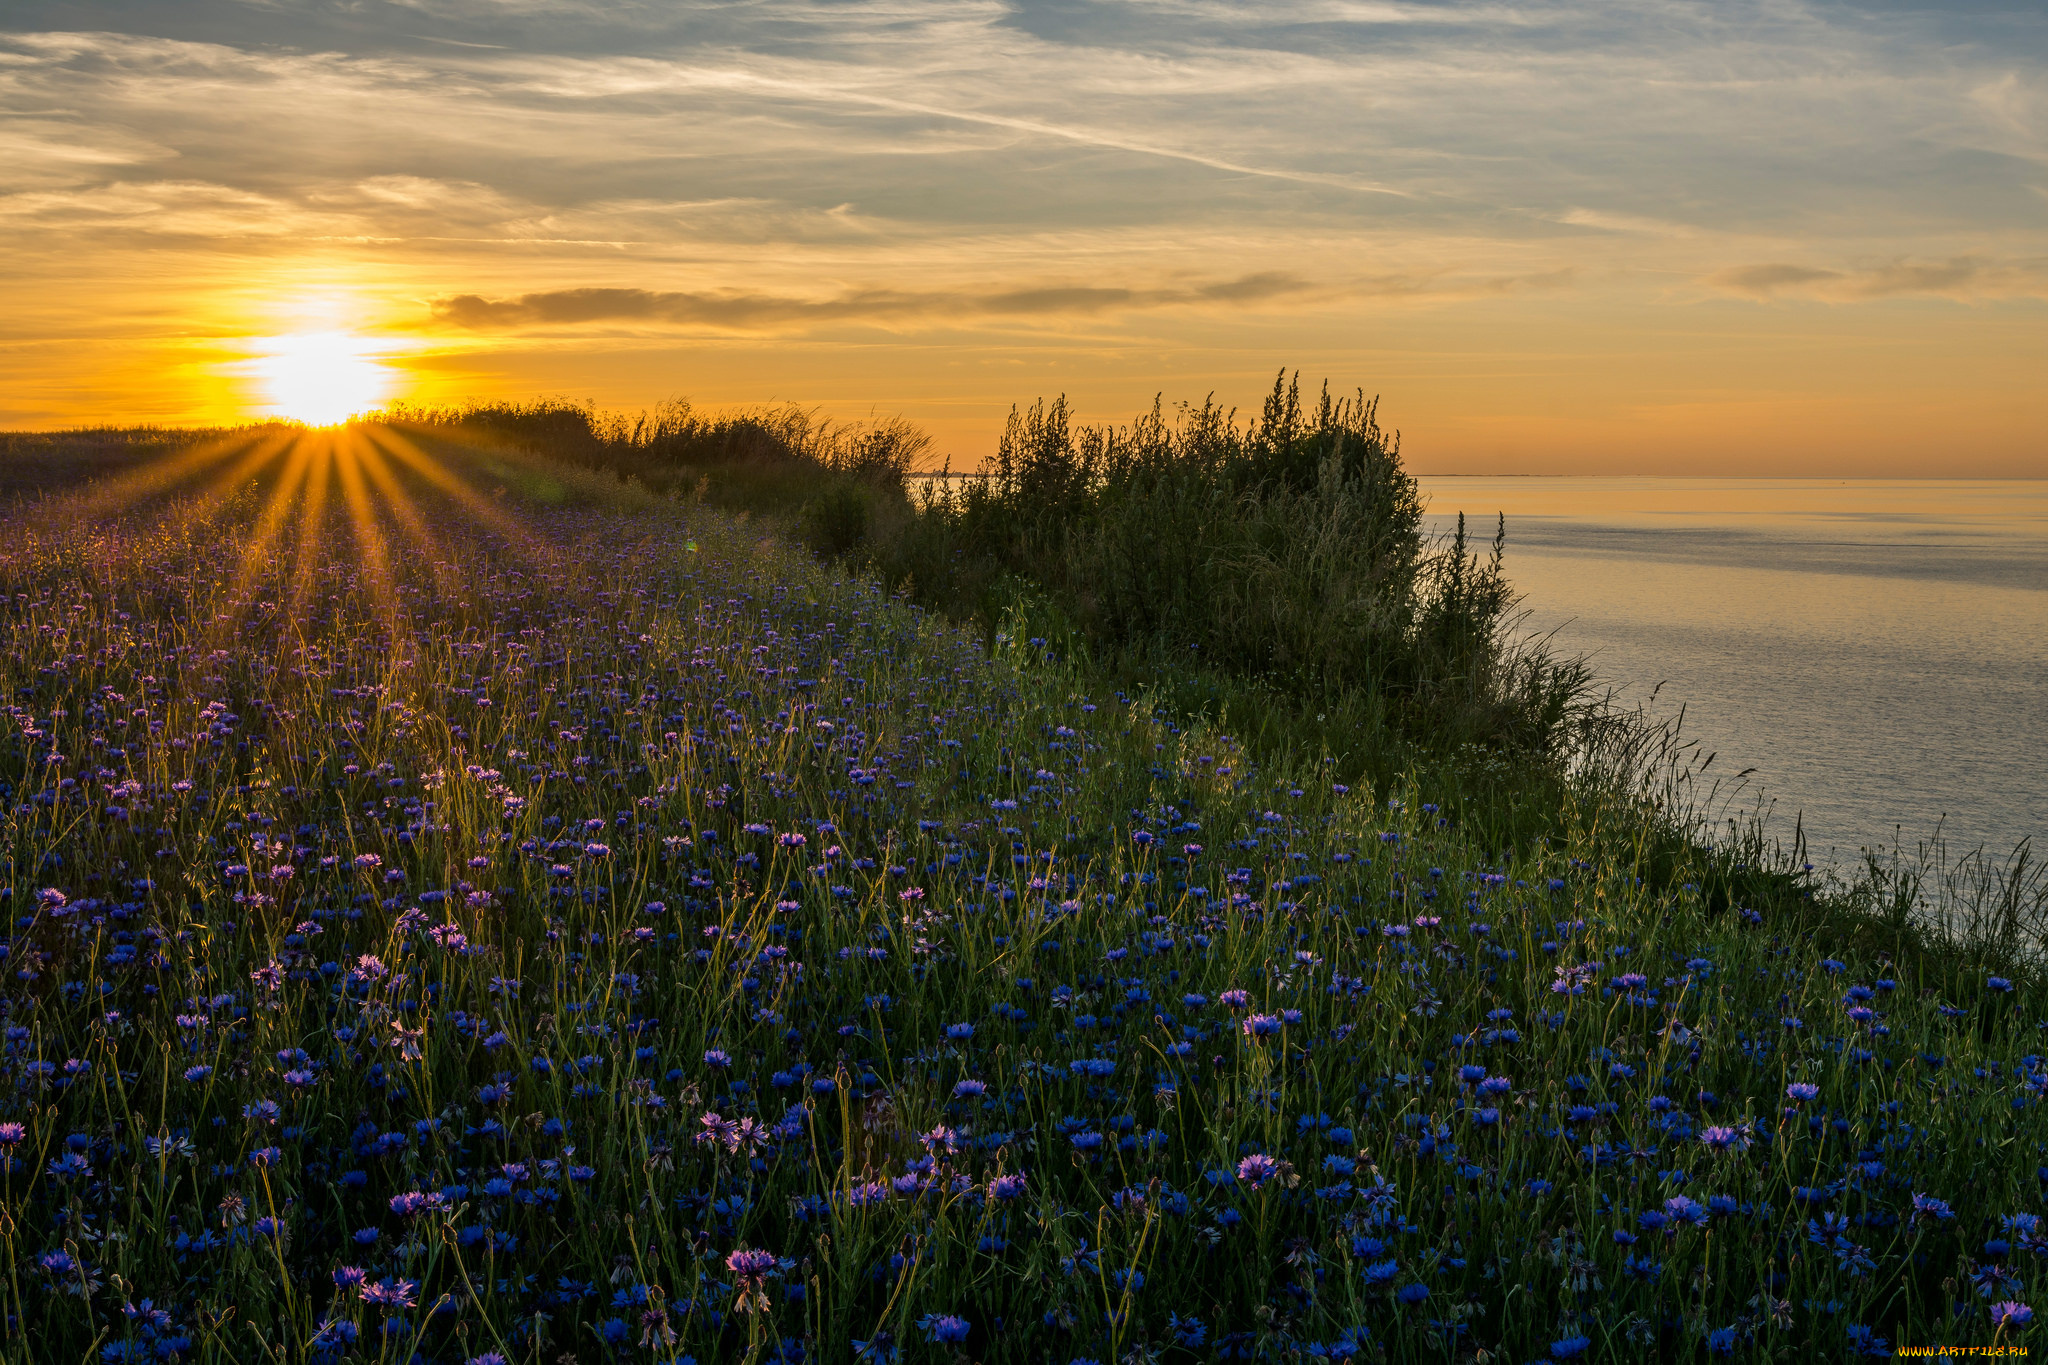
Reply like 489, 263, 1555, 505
918, 1314, 970, 1344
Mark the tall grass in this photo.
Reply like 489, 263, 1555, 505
379, 399, 926, 509
1567, 686, 2048, 980
0, 425, 294, 500
0, 433, 2040, 1365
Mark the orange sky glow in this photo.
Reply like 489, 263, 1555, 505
2, 3, 2044, 475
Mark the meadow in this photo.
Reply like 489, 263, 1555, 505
1, 413, 2042, 1365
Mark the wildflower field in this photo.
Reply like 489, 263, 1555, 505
2, 426, 2042, 1365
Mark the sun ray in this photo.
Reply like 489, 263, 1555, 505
360, 424, 554, 560
286, 431, 336, 626
328, 427, 407, 644
56, 427, 291, 527
203, 435, 318, 652
346, 429, 468, 611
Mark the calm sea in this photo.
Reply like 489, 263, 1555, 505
1419, 478, 2048, 865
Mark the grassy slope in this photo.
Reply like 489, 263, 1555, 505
0, 428, 2040, 1364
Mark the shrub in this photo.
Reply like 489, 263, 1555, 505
865, 373, 1591, 770
799, 481, 874, 560
376, 375, 1592, 780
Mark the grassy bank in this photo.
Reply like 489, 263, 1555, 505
369, 390, 2040, 974
8, 412, 2037, 974
0, 419, 2039, 1364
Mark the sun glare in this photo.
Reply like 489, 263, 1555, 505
255, 331, 391, 426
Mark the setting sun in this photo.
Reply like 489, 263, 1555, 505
253, 331, 391, 426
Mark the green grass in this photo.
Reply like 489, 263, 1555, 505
0, 419, 2040, 1365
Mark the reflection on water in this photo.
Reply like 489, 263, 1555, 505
1419, 478, 2048, 863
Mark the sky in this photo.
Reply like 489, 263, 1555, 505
2, 0, 2045, 474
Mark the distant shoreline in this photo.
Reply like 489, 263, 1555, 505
903, 468, 2048, 482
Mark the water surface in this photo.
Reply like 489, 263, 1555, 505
1419, 478, 2048, 864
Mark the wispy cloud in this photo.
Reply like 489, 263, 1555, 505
1706, 257, 2048, 301
431, 273, 1311, 330
1556, 208, 1699, 239
7, 4, 2043, 263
